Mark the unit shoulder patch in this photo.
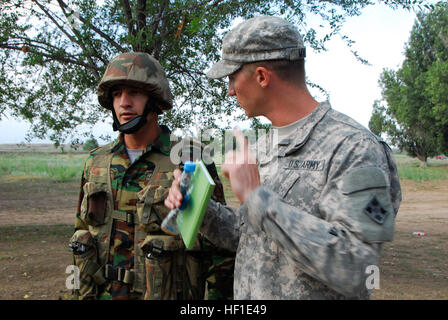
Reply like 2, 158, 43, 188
364, 195, 389, 225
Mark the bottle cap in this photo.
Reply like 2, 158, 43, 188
184, 161, 196, 173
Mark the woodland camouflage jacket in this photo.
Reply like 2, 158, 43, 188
73, 126, 235, 300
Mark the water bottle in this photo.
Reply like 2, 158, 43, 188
161, 161, 196, 235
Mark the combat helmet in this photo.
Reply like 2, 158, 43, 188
97, 52, 173, 134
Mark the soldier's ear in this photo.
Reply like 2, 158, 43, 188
254, 66, 270, 89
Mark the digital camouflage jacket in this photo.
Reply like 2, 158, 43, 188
201, 102, 402, 299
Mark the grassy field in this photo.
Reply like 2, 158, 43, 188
395, 155, 448, 182
1, 150, 447, 183
0, 146, 447, 299
0, 152, 87, 182
0, 143, 84, 153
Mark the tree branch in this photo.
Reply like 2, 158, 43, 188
32, 0, 79, 46
136, 0, 147, 33
0, 43, 100, 74
32, 0, 101, 79
163, 0, 225, 19
120, 0, 136, 46
149, 0, 226, 58
153, 0, 171, 60
148, 0, 168, 54
56, 0, 103, 77
56, 0, 126, 53
15, 36, 62, 53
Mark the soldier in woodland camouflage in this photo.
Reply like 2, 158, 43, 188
165, 16, 401, 299
71, 52, 234, 300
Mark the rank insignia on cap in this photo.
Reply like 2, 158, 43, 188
364, 196, 389, 225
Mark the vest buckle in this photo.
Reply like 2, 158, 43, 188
104, 264, 134, 284
146, 241, 164, 259
126, 212, 134, 226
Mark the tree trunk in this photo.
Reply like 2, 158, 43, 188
416, 154, 428, 167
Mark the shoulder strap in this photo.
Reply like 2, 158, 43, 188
88, 145, 114, 184
133, 150, 179, 293
87, 148, 116, 278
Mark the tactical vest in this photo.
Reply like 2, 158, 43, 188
71, 143, 208, 299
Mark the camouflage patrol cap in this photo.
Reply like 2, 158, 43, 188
206, 16, 306, 79
98, 52, 173, 110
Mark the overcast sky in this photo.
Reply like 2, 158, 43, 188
0, 4, 417, 144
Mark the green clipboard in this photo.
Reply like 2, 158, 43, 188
176, 160, 215, 249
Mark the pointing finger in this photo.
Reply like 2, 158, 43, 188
233, 128, 248, 153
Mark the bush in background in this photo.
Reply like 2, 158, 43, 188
82, 137, 99, 151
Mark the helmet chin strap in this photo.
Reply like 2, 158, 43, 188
112, 101, 161, 134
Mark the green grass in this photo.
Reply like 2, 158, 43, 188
394, 155, 448, 182
397, 164, 448, 182
1, 151, 447, 184
0, 152, 87, 182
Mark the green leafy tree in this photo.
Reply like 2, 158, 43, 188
0, 0, 439, 146
370, 3, 448, 167
83, 136, 99, 151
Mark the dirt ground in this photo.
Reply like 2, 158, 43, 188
0, 176, 447, 300
371, 179, 448, 299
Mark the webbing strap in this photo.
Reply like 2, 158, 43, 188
81, 260, 106, 285
132, 160, 162, 293
90, 151, 115, 269
104, 264, 135, 284
92, 268, 106, 285
111, 210, 134, 225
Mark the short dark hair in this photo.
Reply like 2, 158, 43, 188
244, 59, 305, 86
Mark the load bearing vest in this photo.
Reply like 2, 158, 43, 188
78, 144, 204, 298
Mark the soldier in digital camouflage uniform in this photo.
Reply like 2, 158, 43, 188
71, 52, 234, 300
165, 16, 401, 299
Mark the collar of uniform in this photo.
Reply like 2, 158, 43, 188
108, 133, 134, 162
279, 101, 330, 156
152, 127, 171, 156
109, 133, 126, 154
256, 101, 330, 164
109, 128, 171, 157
